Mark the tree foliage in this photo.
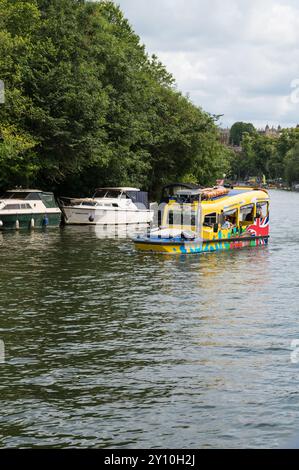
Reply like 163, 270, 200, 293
0, 0, 231, 196
0, 125, 38, 187
229, 121, 256, 147
285, 143, 299, 186
230, 126, 299, 183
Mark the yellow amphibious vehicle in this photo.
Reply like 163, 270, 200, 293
133, 185, 270, 254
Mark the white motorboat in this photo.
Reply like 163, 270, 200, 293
0, 189, 61, 230
61, 187, 153, 225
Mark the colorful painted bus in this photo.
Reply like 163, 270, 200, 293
133, 186, 269, 254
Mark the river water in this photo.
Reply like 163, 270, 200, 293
1, 190, 299, 448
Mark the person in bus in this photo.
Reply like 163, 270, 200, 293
222, 216, 233, 229
256, 207, 262, 219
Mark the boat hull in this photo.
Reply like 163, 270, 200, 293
134, 235, 269, 254
0, 212, 61, 230
63, 207, 153, 225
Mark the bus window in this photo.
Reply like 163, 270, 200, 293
158, 210, 162, 226
168, 206, 197, 228
240, 204, 254, 223
168, 210, 174, 226
256, 202, 269, 218
168, 208, 183, 227
191, 212, 196, 226
203, 213, 217, 226
221, 209, 237, 227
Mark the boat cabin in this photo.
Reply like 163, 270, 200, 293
0, 189, 61, 230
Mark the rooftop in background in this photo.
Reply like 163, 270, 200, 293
218, 124, 299, 148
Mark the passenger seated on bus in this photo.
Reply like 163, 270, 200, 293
222, 216, 233, 229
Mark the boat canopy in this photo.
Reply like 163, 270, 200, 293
93, 187, 149, 209
0, 190, 58, 208
173, 189, 202, 204
126, 190, 149, 209
161, 183, 202, 202
1, 190, 42, 200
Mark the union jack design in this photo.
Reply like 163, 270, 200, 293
246, 216, 269, 237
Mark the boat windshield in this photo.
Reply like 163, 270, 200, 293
167, 205, 197, 227
1, 192, 32, 200
2, 203, 32, 210
39, 192, 57, 208
81, 201, 97, 207
0, 191, 41, 201
93, 189, 123, 199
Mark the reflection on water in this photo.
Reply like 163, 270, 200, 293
60, 223, 149, 240
0, 190, 299, 448
93, 223, 149, 239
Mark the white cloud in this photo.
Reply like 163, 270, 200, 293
245, 3, 299, 46
116, 0, 299, 127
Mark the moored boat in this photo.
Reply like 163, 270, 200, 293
60, 187, 153, 225
133, 186, 270, 254
0, 189, 62, 230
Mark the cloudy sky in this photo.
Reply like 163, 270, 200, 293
115, 0, 299, 128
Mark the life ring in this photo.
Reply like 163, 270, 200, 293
202, 187, 229, 200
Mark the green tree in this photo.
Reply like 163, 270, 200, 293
229, 122, 256, 147
285, 143, 299, 186
0, 125, 38, 187
0, 0, 232, 196
230, 129, 294, 181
